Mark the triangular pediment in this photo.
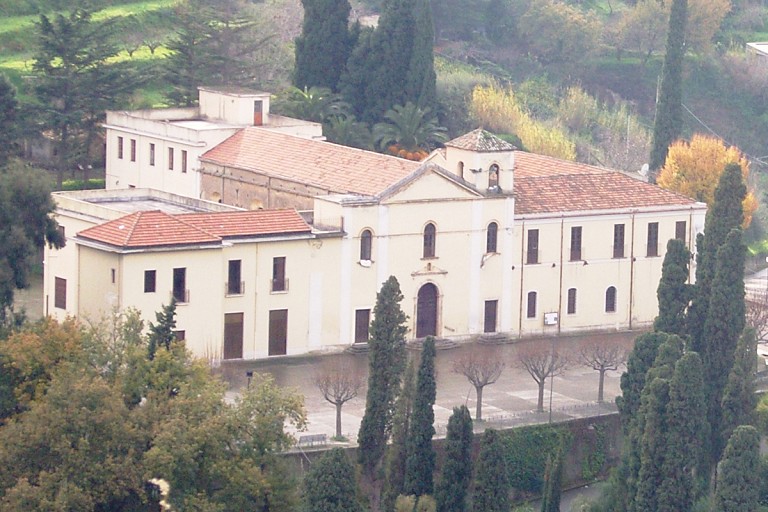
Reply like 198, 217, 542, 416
380, 164, 482, 204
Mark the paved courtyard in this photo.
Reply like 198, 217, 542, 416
219, 330, 638, 443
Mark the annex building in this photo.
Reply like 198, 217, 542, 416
44, 89, 707, 361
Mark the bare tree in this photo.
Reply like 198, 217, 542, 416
746, 289, 768, 344
516, 345, 569, 413
313, 359, 364, 439
577, 339, 626, 403
452, 348, 505, 421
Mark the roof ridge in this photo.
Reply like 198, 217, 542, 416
123, 211, 145, 245
170, 212, 221, 240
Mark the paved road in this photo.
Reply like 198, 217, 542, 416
220, 330, 637, 442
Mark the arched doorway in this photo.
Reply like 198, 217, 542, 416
416, 283, 438, 338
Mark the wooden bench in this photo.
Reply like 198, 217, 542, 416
298, 433, 328, 447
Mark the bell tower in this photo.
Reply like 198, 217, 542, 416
443, 129, 516, 193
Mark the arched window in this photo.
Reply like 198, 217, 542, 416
489, 163, 499, 188
527, 291, 537, 318
605, 286, 617, 313
423, 223, 436, 258
458, 161, 465, 181
486, 222, 498, 253
360, 229, 372, 261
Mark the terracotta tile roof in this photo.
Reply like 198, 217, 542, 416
514, 151, 613, 178
78, 210, 220, 248
200, 127, 421, 196
514, 172, 699, 215
446, 129, 516, 152
179, 209, 310, 238
77, 209, 311, 248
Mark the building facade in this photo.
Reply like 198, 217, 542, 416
49, 121, 706, 360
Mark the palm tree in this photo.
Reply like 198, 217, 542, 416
272, 86, 349, 123
324, 115, 372, 150
373, 102, 448, 158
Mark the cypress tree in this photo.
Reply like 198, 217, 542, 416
687, 163, 746, 351
404, 0, 437, 112
147, 299, 178, 360
649, 0, 687, 175
657, 352, 708, 511
302, 448, 363, 512
702, 229, 746, 462
634, 378, 671, 512
617, 332, 668, 431
713, 425, 761, 512
358, 276, 408, 481
653, 238, 690, 336
435, 406, 473, 512
472, 429, 509, 512
383, 360, 416, 512
0, 74, 19, 166
720, 328, 757, 446
404, 336, 437, 497
540, 442, 565, 512
294, 0, 355, 92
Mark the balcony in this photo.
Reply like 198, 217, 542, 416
271, 278, 289, 293
225, 281, 245, 296
172, 289, 190, 304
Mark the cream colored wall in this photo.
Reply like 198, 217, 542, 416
77, 247, 121, 319
199, 89, 270, 125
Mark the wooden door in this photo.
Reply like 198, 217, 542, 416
416, 283, 438, 338
269, 309, 288, 355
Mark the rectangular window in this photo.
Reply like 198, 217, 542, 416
570, 226, 582, 261
355, 309, 370, 343
223, 312, 244, 359
676, 220, 687, 241
272, 257, 286, 292
173, 267, 187, 303
168, 147, 174, 170
130, 139, 136, 162
647, 222, 659, 257
144, 270, 156, 293
526, 291, 537, 318
54, 277, 66, 309
227, 260, 243, 295
613, 224, 625, 258
117, 136, 124, 159
484, 300, 498, 333
57, 225, 65, 240
567, 288, 577, 314
269, 309, 288, 356
149, 143, 155, 166
526, 229, 539, 264
173, 330, 185, 341
111, 268, 116, 284
181, 150, 188, 173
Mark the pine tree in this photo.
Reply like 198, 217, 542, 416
657, 352, 708, 511
653, 238, 690, 335
472, 429, 509, 512
435, 406, 473, 512
358, 276, 408, 489
404, 336, 437, 497
649, 0, 687, 175
702, 229, 746, 462
0, 74, 19, 165
294, 0, 355, 92
540, 442, 565, 512
383, 360, 416, 512
404, 0, 437, 112
302, 448, 363, 512
687, 163, 746, 351
721, 328, 757, 445
147, 300, 178, 360
634, 378, 671, 512
713, 425, 760, 512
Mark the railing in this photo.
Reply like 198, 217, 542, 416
271, 278, 289, 293
172, 289, 190, 304
225, 281, 245, 296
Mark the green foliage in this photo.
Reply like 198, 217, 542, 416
616, 332, 667, 432
721, 328, 758, 444
294, 0, 355, 92
503, 424, 569, 495
358, 276, 408, 477
435, 405, 474, 512
713, 425, 761, 512
434, 59, 494, 137
540, 442, 565, 512
323, 115, 372, 150
384, 360, 416, 512
404, 336, 437, 497
0, 73, 19, 165
147, 299, 177, 360
60, 177, 106, 191
634, 378, 671, 512
404, 0, 436, 112
302, 448, 362, 512
649, 0, 687, 173
519, 0, 599, 67
581, 423, 607, 482
0, 162, 64, 322
472, 429, 510, 512
373, 102, 448, 153
653, 238, 691, 335
273, 86, 349, 123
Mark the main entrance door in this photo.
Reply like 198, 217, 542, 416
416, 283, 438, 338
